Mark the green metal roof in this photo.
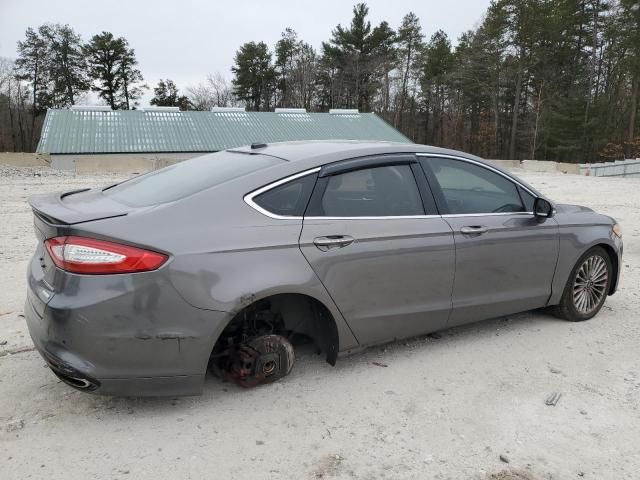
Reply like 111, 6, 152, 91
36, 109, 411, 154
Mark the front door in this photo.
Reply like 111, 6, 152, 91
299, 156, 455, 346
420, 155, 559, 327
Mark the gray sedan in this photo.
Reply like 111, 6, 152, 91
25, 141, 623, 396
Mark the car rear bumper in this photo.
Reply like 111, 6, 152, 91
25, 256, 231, 396
26, 300, 208, 396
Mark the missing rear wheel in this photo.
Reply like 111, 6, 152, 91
213, 334, 295, 388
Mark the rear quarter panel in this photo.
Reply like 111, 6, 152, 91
78, 174, 360, 352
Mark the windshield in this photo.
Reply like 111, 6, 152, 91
104, 151, 281, 207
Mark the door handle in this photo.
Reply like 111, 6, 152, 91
313, 235, 354, 251
460, 226, 488, 235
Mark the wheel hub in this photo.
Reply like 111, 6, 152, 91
223, 334, 295, 388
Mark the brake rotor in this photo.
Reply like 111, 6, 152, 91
224, 334, 295, 387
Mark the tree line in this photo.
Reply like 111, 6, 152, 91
1, 0, 639, 162
225, 1, 640, 162
0, 25, 145, 151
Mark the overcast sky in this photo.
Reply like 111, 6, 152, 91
0, 0, 491, 106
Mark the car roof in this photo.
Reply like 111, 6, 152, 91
229, 140, 474, 163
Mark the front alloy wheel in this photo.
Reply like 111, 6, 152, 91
572, 255, 609, 315
554, 246, 612, 322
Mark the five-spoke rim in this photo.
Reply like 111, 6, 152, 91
573, 255, 608, 314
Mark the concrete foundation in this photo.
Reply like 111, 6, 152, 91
0, 152, 591, 177
0, 152, 50, 167
488, 159, 522, 170
489, 159, 580, 175
49, 153, 203, 174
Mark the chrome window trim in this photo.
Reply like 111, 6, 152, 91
441, 212, 534, 218
304, 215, 441, 220
245, 163, 433, 220
245, 154, 539, 221
416, 152, 538, 197
244, 167, 321, 220
305, 212, 534, 220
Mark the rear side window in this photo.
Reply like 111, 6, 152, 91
316, 165, 424, 217
424, 158, 525, 214
104, 151, 280, 207
252, 173, 317, 217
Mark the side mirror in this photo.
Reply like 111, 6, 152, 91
534, 197, 554, 219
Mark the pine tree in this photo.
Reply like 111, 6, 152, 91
231, 42, 275, 111
275, 28, 298, 107
40, 24, 89, 107
619, 0, 640, 151
395, 12, 422, 125
420, 31, 454, 146
84, 32, 145, 109
320, 3, 395, 110
118, 46, 145, 110
274, 29, 318, 109
151, 79, 191, 110
14, 27, 49, 147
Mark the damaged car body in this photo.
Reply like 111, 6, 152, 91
25, 141, 623, 396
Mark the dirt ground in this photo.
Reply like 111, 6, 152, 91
0, 165, 638, 480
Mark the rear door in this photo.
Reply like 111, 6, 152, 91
299, 155, 455, 346
419, 155, 559, 327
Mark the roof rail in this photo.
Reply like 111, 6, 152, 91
70, 105, 112, 112
140, 106, 180, 112
329, 109, 359, 115
211, 106, 246, 113
275, 108, 307, 114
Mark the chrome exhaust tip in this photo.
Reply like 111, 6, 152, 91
51, 370, 98, 391
64, 376, 92, 389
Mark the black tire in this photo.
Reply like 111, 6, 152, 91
552, 246, 612, 322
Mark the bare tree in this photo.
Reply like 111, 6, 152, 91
0, 57, 31, 151
395, 12, 422, 126
187, 72, 236, 110
0, 57, 13, 90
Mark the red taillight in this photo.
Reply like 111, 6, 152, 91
44, 236, 168, 274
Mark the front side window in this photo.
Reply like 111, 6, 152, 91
252, 173, 317, 217
425, 158, 525, 214
316, 165, 424, 217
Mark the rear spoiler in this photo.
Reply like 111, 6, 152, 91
28, 189, 131, 225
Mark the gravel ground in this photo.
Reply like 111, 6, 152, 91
0, 165, 638, 480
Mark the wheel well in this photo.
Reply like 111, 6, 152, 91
214, 294, 339, 366
596, 243, 619, 295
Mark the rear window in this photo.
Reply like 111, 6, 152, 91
104, 151, 280, 207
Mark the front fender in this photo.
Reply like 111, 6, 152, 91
548, 223, 622, 305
